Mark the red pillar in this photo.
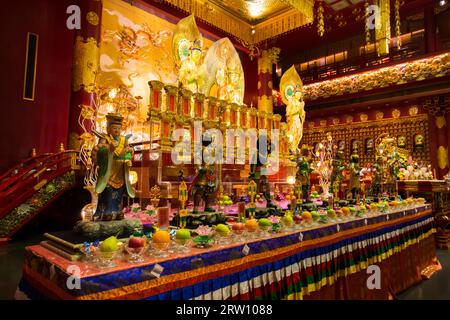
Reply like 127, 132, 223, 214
424, 4, 436, 54
68, 0, 102, 149
257, 50, 274, 114
425, 98, 449, 179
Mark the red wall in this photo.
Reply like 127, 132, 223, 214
241, 53, 258, 108
0, 0, 75, 172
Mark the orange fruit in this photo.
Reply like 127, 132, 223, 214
245, 219, 259, 232
153, 230, 170, 244
342, 207, 350, 216
301, 211, 312, 221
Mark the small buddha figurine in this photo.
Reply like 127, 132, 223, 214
93, 113, 135, 221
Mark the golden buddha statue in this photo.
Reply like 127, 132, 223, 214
280, 65, 305, 154
173, 15, 204, 93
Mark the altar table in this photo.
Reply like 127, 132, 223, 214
17, 205, 440, 300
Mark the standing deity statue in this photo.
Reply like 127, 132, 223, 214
173, 15, 204, 93
330, 150, 345, 195
189, 138, 219, 213
280, 65, 305, 154
93, 113, 135, 221
349, 151, 362, 200
296, 145, 313, 202
370, 156, 385, 198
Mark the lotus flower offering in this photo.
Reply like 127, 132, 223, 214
268, 215, 282, 233
194, 226, 214, 248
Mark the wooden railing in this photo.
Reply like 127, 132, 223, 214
299, 30, 426, 84
0, 151, 79, 242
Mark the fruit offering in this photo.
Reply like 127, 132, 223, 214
175, 229, 191, 241
245, 219, 259, 232
128, 235, 146, 249
311, 191, 320, 199
232, 222, 245, 235
341, 207, 350, 216
258, 218, 272, 231
327, 209, 336, 219
310, 211, 320, 222
215, 224, 231, 236
126, 235, 147, 263
153, 230, 170, 243
293, 214, 302, 224
100, 236, 120, 253
301, 211, 312, 222
282, 214, 294, 227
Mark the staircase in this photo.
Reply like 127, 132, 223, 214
0, 151, 80, 244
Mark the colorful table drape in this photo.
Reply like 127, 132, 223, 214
17, 206, 440, 300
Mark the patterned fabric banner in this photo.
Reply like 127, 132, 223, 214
17, 207, 437, 300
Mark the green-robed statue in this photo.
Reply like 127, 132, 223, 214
93, 113, 135, 221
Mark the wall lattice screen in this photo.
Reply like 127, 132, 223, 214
302, 114, 430, 167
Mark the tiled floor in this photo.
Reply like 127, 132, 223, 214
0, 237, 449, 300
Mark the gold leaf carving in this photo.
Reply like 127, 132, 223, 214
437, 146, 449, 170
72, 37, 99, 93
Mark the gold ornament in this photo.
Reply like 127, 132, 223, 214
86, 11, 99, 26
392, 109, 401, 118
316, 0, 325, 37
375, 0, 391, 56
436, 116, 446, 129
437, 146, 449, 170
376, 112, 384, 120
365, 0, 371, 45
409, 106, 418, 116
394, 0, 402, 49
72, 36, 99, 93
79, 104, 96, 120
346, 115, 353, 123
360, 113, 368, 122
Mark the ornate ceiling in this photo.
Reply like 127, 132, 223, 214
156, 0, 315, 44
208, 0, 292, 24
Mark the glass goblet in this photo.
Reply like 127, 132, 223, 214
215, 232, 231, 246
125, 244, 146, 263
96, 250, 118, 269
152, 241, 170, 258
175, 237, 192, 253
258, 225, 271, 238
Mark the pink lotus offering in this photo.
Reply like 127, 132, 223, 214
268, 215, 281, 224
196, 225, 214, 236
